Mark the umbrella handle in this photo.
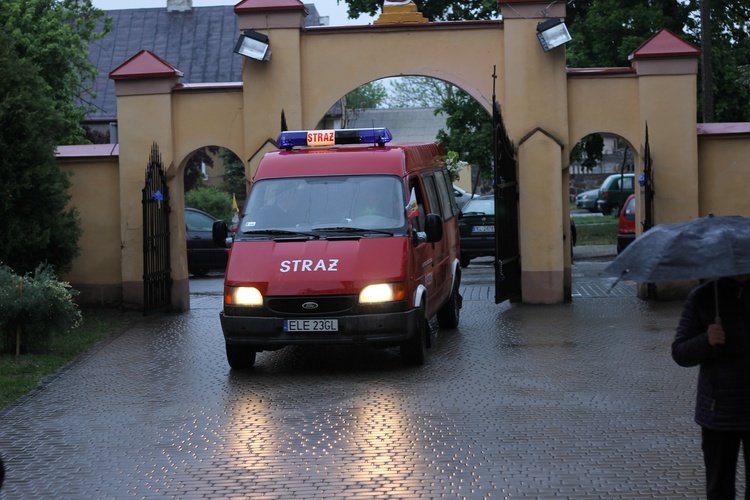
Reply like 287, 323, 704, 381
714, 281, 720, 322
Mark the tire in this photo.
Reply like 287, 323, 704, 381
437, 278, 461, 330
401, 306, 428, 365
460, 254, 471, 268
190, 268, 209, 277
226, 343, 257, 369
609, 204, 620, 217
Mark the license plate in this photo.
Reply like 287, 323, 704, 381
472, 225, 494, 233
284, 319, 339, 332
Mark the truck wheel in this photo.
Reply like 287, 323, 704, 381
437, 279, 461, 330
226, 343, 257, 369
609, 204, 620, 216
401, 306, 428, 365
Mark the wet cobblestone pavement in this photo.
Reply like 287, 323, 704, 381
0, 257, 745, 498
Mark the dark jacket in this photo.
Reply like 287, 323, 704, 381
672, 278, 750, 431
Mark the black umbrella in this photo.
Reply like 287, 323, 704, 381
602, 214, 750, 315
602, 214, 750, 283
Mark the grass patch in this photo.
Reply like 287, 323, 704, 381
0, 309, 133, 410
572, 214, 618, 246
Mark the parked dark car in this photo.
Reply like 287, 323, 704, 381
186, 207, 229, 276
597, 173, 635, 216
458, 195, 495, 267
575, 188, 599, 212
617, 194, 636, 254
460, 196, 577, 266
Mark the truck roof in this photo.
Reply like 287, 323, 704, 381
254, 142, 443, 181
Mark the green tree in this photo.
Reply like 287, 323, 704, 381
435, 90, 493, 181
340, 81, 388, 127
184, 187, 233, 222
570, 134, 605, 172
386, 76, 453, 108
221, 149, 247, 208
566, 0, 750, 122
184, 146, 221, 193
566, 0, 690, 68
0, 0, 111, 145
0, 30, 81, 275
683, 0, 750, 122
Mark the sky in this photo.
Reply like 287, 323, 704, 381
89, 0, 377, 26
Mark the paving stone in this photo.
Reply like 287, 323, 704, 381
0, 262, 745, 498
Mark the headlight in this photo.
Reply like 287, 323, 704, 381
358, 283, 407, 304
225, 286, 263, 306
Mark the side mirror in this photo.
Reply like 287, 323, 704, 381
212, 220, 229, 247
424, 213, 443, 243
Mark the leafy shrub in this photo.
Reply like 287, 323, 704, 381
0, 263, 82, 354
184, 186, 233, 222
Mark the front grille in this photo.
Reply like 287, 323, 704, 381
266, 295, 357, 316
224, 296, 409, 318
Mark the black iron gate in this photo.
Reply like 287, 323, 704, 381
642, 123, 654, 232
142, 143, 172, 315
641, 124, 656, 299
492, 70, 522, 304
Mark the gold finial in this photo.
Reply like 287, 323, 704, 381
374, 1, 428, 24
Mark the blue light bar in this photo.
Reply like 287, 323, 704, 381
277, 128, 392, 149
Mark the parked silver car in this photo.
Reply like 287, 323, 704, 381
453, 184, 473, 210
575, 188, 599, 212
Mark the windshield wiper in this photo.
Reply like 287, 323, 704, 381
312, 226, 394, 236
242, 229, 319, 238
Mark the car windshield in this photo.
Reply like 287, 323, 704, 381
462, 198, 495, 215
238, 175, 407, 235
185, 210, 215, 231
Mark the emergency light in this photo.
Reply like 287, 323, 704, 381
277, 128, 393, 149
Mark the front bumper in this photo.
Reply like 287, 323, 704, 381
220, 308, 421, 350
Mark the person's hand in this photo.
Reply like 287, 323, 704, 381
707, 317, 725, 346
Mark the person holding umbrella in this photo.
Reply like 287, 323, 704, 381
672, 273, 750, 499
602, 214, 750, 497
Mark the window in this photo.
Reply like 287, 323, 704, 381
434, 169, 458, 219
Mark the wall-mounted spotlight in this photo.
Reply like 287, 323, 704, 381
234, 29, 271, 61
536, 18, 572, 52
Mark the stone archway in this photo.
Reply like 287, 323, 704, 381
108, 1, 700, 310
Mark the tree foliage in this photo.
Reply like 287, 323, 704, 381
570, 134, 605, 171
0, 0, 111, 145
341, 0, 497, 21
184, 146, 221, 193
184, 187, 233, 223
386, 76, 454, 108
0, 29, 82, 275
566, 0, 690, 68
683, 0, 750, 122
221, 149, 247, 208
340, 81, 388, 127
435, 91, 494, 181
566, 0, 750, 122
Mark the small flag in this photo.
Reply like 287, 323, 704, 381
232, 193, 240, 225
405, 187, 420, 219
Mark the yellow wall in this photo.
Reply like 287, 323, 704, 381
59, 156, 122, 305
698, 134, 750, 217
55, 3, 750, 308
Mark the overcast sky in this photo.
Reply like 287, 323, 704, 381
89, 0, 377, 26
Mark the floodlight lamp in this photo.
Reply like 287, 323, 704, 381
234, 29, 271, 61
536, 18, 572, 52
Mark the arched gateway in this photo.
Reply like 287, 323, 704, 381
66, 0, 730, 310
